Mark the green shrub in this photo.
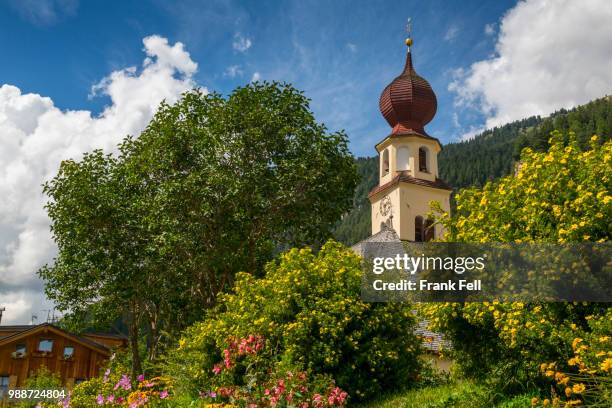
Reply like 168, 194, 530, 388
56, 353, 174, 408
424, 133, 612, 402
17, 367, 62, 408
166, 241, 421, 401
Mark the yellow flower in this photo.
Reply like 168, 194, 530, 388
572, 383, 586, 394
601, 358, 612, 372
531, 397, 539, 406
571, 338, 583, 349
542, 398, 550, 406
565, 387, 572, 397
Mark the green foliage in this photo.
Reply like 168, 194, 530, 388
39, 83, 357, 372
435, 132, 611, 243
355, 381, 539, 408
422, 133, 612, 403
333, 157, 378, 245
166, 241, 421, 402
18, 367, 62, 408
66, 353, 173, 408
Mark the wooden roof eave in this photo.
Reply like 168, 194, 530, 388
0, 324, 111, 357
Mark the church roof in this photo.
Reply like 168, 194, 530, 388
350, 225, 402, 256
379, 49, 437, 137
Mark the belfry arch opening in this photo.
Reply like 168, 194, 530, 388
382, 149, 390, 176
418, 147, 429, 173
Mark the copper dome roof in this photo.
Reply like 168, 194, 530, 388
379, 51, 437, 136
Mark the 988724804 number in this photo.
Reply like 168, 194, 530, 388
8, 388, 67, 401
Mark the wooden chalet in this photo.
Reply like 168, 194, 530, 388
0, 323, 126, 393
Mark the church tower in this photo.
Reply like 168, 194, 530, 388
369, 31, 452, 242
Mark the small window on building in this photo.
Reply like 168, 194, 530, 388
63, 346, 75, 359
419, 147, 428, 172
382, 149, 390, 176
15, 344, 26, 354
415, 216, 424, 242
38, 339, 54, 353
424, 218, 435, 242
0, 376, 9, 395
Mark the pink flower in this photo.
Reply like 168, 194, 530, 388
96, 394, 104, 405
103, 368, 111, 383
113, 374, 132, 391
327, 387, 348, 405
106, 395, 115, 403
312, 393, 324, 408
159, 390, 169, 399
223, 349, 233, 368
212, 364, 222, 375
137, 374, 145, 382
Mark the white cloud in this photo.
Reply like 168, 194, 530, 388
484, 23, 496, 36
444, 24, 459, 42
450, 0, 612, 130
224, 65, 243, 78
0, 35, 200, 324
251, 72, 261, 82
346, 43, 358, 53
232, 33, 252, 52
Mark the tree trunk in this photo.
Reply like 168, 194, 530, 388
128, 303, 142, 378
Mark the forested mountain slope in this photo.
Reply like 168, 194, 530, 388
333, 96, 612, 245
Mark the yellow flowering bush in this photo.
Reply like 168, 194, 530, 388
422, 132, 611, 401
434, 132, 610, 243
167, 241, 421, 401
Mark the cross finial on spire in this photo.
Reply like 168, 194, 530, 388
405, 17, 413, 48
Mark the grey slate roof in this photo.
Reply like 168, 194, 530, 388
415, 318, 452, 353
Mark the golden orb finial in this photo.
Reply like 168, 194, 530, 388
405, 17, 413, 48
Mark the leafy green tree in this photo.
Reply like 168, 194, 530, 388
39, 83, 357, 375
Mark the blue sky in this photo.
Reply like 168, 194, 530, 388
0, 0, 515, 156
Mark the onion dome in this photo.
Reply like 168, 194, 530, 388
379, 47, 437, 136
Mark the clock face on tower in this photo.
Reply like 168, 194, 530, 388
380, 195, 392, 216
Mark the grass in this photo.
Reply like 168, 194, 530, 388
354, 381, 536, 408
354, 381, 480, 408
